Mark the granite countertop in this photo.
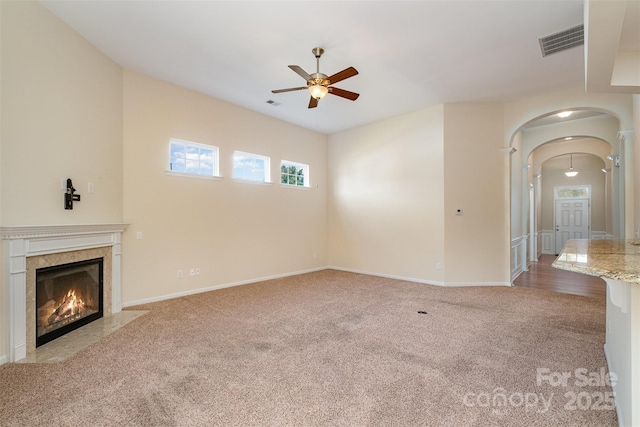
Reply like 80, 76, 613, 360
552, 239, 640, 284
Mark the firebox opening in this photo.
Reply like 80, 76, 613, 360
35, 257, 104, 347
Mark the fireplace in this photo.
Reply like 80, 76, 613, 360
35, 258, 104, 347
1, 223, 127, 362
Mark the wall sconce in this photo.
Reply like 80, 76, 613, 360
64, 178, 81, 210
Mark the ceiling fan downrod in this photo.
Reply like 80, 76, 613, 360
312, 47, 324, 76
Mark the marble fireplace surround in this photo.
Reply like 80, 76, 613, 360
2, 224, 128, 362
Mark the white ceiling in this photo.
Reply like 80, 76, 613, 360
40, 0, 588, 135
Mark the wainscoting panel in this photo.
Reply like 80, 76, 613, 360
540, 230, 609, 255
511, 235, 528, 281
541, 230, 554, 255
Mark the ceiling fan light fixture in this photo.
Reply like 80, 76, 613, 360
309, 84, 328, 100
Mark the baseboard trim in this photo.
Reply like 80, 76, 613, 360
122, 266, 327, 308
123, 265, 512, 308
328, 266, 445, 286
446, 281, 512, 287
327, 266, 511, 288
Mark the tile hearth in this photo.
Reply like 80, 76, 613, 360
19, 310, 147, 363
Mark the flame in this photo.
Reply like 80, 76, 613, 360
62, 290, 86, 314
46, 289, 87, 325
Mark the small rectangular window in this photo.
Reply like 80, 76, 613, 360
233, 151, 270, 183
280, 160, 309, 187
169, 139, 219, 177
555, 186, 590, 199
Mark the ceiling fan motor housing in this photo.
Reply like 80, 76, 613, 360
310, 73, 329, 86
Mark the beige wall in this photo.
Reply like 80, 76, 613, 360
327, 103, 508, 286
327, 106, 445, 283
122, 71, 328, 303
443, 104, 508, 284
0, 0, 4, 363
0, 1, 123, 226
0, 0, 123, 362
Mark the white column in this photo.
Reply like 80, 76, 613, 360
7, 239, 27, 362
619, 130, 635, 239
111, 231, 122, 314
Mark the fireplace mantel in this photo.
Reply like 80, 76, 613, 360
2, 223, 128, 362
1, 223, 128, 241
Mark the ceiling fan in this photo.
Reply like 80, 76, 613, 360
271, 47, 359, 109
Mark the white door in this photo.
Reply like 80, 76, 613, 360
555, 198, 589, 254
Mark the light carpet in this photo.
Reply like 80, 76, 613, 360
0, 269, 616, 426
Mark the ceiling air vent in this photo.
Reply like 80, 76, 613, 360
539, 24, 584, 57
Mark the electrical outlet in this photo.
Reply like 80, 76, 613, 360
136, 231, 142, 240
436, 262, 442, 270
195, 268, 200, 275
88, 182, 95, 193
189, 268, 195, 276
177, 270, 183, 278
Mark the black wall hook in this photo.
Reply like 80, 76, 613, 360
64, 178, 81, 210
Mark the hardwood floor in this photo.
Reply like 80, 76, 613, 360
513, 254, 606, 299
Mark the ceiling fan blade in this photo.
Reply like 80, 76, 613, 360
328, 87, 360, 101
272, 86, 307, 94
327, 67, 358, 85
289, 65, 312, 81
308, 96, 318, 109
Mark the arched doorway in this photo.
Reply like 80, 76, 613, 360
509, 109, 625, 281
535, 151, 608, 254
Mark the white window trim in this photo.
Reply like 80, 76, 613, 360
232, 178, 274, 186
168, 138, 221, 178
279, 183, 311, 190
165, 171, 224, 181
233, 150, 271, 183
280, 159, 310, 188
